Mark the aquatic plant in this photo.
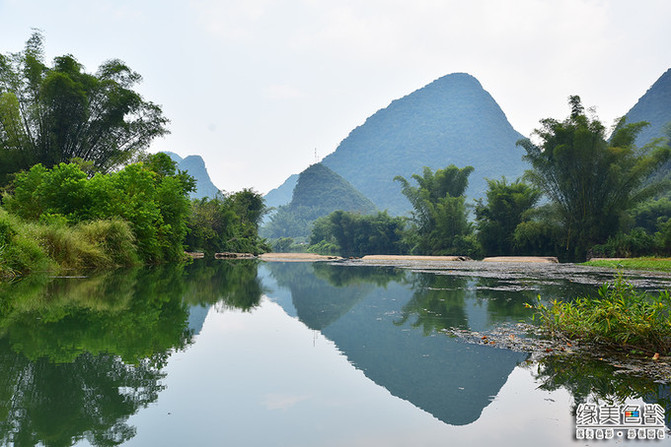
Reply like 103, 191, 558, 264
528, 273, 671, 354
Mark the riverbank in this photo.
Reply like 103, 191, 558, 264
583, 257, 671, 272
446, 322, 671, 383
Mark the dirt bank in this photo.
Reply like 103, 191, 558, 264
259, 253, 342, 262
361, 255, 471, 261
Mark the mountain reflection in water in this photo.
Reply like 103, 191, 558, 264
1, 260, 670, 446
264, 262, 529, 426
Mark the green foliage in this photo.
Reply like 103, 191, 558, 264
270, 237, 305, 253
0, 31, 168, 185
582, 257, 671, 272
628, 198, 671, 234
512, 214, 564, 256
395, 165, 480, 256
475, 177, 541, 255
528, 273, 671, 353
0, 261, 264, 445
2, 153, 194, 265
0, 207, 53, 277
185, 189, 268, 255
307, 210, 407, 257
589, 229, 657, 258
306, 239, 339, 255
518, 96, 671, 260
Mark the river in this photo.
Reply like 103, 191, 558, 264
1, 260, 670, 446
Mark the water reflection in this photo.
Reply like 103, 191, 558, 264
265, 263, 529, 426
2, 260, 670, 445
532, 354, 671, 428
0, 261, 264, 446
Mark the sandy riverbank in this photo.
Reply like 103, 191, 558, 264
259, 253, 562, 264
258, 253, 342, 262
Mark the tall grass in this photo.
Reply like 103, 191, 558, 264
0, 207, 140, 277
583, 257, 671, 272
528, 273, 671, 354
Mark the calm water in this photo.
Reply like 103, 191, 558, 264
1, 260, 671, 446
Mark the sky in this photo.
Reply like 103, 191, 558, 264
1, 0, 670, 194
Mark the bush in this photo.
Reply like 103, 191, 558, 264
528, 274, 671, 354
0, 207, 140, 276
307, 240, 339, 255
77, 219, 140, 268
0, 209, 53, 277
589, 228, 657, 258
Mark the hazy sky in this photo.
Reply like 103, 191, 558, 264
1, 0, 670, 194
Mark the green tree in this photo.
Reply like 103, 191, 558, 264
308, 210, 406, 257
0, 31, 168, 185
2, 153, 194, 264
394, 165, 479, 256
475, 178, 541, 255
517, 96, 670, 260
185, 189, 268, 255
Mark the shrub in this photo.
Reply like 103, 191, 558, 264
528, 273, 671, 354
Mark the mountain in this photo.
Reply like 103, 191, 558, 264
262, 163, 376, 238
161, 152, 221, 199
291, 163, 376, 212
264, 174, 298, 211
622, 68, 671, 147
265, 73, 528, 215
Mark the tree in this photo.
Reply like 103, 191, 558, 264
185, 189, 269, 255
475, 178, 541, 255
0, 31, 168, 184
308, 210, 406, 257
394, 165, 479, 256
2, 153, 195, 263
517, 96, 670, 260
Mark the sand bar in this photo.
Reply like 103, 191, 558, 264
259, 253, 342, 262
361, 255, 471, 261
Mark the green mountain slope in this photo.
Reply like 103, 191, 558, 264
321, 73, 527, 214
623, 68, 671, 147
266, 73, 528, 215
262, 163, 376, 238
291, 163, 376, 212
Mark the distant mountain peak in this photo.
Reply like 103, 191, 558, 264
160, 152, 221, 200
320, 72, 527, 214
623, 67, 671, 147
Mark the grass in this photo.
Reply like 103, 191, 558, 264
527, 273, 671, 355
0, 207, 140, 277
582, 257, 671, 272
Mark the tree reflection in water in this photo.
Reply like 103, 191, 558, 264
531, 353, 671, 428
0, 260, 264, 446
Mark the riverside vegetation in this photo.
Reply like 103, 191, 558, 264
298, 96, 671, 264
0, 32, 267, 278
527, 274, 671, 356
